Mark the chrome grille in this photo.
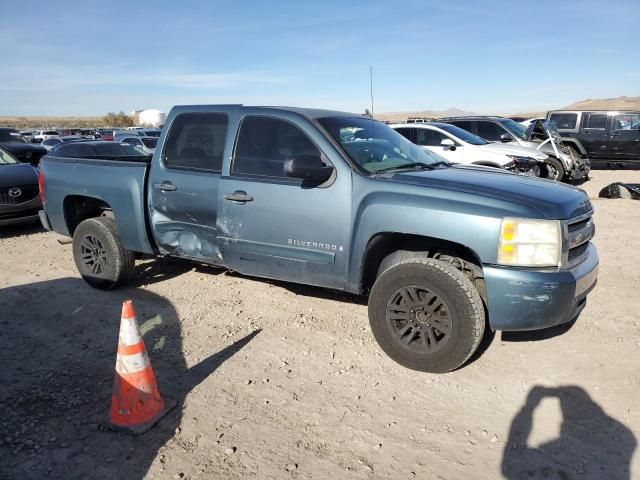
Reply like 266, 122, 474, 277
564, 213, 594, 267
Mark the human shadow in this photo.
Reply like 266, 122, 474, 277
502, 385, 636, 480
0, 277, 260, 480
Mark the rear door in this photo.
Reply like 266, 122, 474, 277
216, 113, 352, 289
609, 112, 640, 160
148, 112, 229, 261
579, 112, 610, 157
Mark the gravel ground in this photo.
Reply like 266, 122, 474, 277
0, 168, 639, 480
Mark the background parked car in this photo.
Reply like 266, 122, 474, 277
0, 146, 41, 226
33, 130, 60, 143
0, 128, 48, 166
46, 140, 152, 160
118, 135, 158, 154
439, 116, 582, 181
391, 122, 547, 176
547, 110, 640, 162
41, 136, 89, 151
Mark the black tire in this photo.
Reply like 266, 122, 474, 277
368, 255, 485, 373
542, 156, 565, 181
72, 217, 135, 290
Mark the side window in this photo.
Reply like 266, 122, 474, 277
612, 113, 640, 130
449, 121, 474, 134
416, 129, 447, 146
584, 113, 607, 130
394, 127, 416, 143
121, 138, 138, 145
164, 113, 228, 172
233, 116, 323, 178
548, 113, 578, 129
476, 121, 505, 141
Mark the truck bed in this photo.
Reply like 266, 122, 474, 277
40, 155, 154, 253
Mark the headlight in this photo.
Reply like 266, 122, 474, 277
498, 218, 561, 267
506, 155, 536, 164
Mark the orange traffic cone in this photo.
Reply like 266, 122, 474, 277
109, 300, 175, 434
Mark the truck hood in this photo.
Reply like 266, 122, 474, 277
0, 162, 38, 187
389, 165, 591, 220
478, 143, 548, 161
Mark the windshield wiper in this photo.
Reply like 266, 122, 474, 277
429, 161, 451, 167
374, 162, 435, 174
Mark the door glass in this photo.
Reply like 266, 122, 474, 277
612, 113, 640, 130
233, 116, 323, 178
476, 122, 505, 141
164, 113, 228, 172
549, 113, 578, 129
416, 129, 447, 146
584, 113, 607, 129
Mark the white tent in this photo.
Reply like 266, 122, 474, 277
138, 109, 167, 127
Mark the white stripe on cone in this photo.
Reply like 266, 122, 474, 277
116, 351, 150, 374
119, 318, 142, 346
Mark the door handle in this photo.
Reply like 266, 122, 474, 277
224, 190, 254, 203
154, 182, 177, 192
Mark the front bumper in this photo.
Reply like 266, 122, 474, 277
568, 156, 591, 181
483, 243, 599, 331
0, 197, 42, 226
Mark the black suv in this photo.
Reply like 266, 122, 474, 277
547, 110, 640, 162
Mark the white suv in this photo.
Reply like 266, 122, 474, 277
391, 122, 548, 177
33, 130, 60, 143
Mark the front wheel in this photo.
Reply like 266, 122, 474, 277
368, 255, 485, 373
542, 157, 565, 181
72, 217, 135, 290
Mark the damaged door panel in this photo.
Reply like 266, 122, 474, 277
148, 112, 229, 262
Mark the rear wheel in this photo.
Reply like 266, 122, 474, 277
368, 255, 485, 373
72, 217, 135, 289
542, 157, 565, 181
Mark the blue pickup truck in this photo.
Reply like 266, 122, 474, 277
38, 105, 599, 372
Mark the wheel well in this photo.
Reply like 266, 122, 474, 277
63, 195, 113, 235
560, 139, 585, 156
359, 233, 485, 295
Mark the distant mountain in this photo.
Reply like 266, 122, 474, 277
377, 96, 640, 123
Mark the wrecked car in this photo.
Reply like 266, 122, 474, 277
38, 105, 599, 373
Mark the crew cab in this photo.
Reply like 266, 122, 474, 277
547, 110, 640, 162
39, 105, 599, 373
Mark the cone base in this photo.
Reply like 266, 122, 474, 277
106, 397, 177, 435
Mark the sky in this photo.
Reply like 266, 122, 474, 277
1, 0, 638, 116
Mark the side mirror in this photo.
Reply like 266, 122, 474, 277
284, 155, 334, 183
500, 133, 513, 143
440, 138, 456, 151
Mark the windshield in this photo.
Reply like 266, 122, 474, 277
317, 116, 448, 173
0, 147, 20, 165
497, 118, 529, 140
144, 130, 161, 137
141, 138, 158, 148
0, 130, 27, 143
437, 124, 488, 145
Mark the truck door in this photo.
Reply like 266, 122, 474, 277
609, 112, 640, 160
148, 112, 229, 262
217, 114, 351, 289
579, 112, 610, 158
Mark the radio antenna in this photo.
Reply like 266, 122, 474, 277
369, 66, 374, 118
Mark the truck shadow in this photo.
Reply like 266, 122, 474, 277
0, 221, 44, 239
502, 385, 636, 479
0, 277, 260, 480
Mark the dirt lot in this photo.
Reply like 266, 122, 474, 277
1, 169, 638, 480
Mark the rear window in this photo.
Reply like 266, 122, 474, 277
548, 113, 578, 129
164, 113, 228, 172
52, 142, 148, 159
